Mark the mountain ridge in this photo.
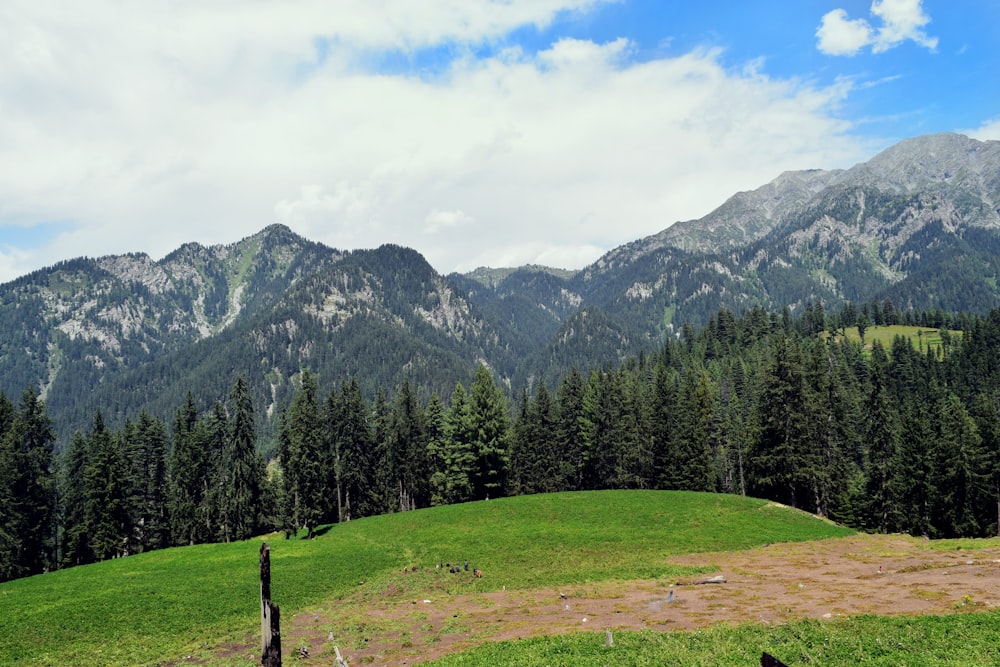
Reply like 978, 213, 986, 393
2, 132, 999, 447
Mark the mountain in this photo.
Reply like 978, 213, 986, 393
556, 132, 1000, 335
2, 132, 999, 447
0, 228, 532, 449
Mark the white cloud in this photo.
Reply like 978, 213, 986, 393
966, 118, 1000, 142
817, 0, 938, 56
0, 0, 871, 283
870, 0, 938, 53
424, 209, 475, 234
275, 183, 381, 245
817, 9, 874, 57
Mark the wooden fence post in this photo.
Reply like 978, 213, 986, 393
761, 652, 789, 667
261, 542, 281, 667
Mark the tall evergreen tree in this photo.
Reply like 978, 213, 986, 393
892, 397, 934, 537
556, 368, 588, 491
325, 378, 373, 521
118, 418, 143, 556
369, 387, 395, 515
279, 370, 325, 538
863, 341, 901, 533
133, 412, 170, 551
443, 383, 476, 503
580, 370, 614, 490
509, 382, 561, 495
928, 393, 987, 537
650, 363, 682, 490
803, 340, 859, 521
468, 365, 510, 500
614, 369, 651, 489
0, 388, 56, 581
674, 368, 716, 492
60, 430, 93, 567
970, 392, 1000, 536
425, 393, 451, 506
199, 401, 230, 541
169, 393, 210, 546
390, 379, 429, 511
85, 412, 130, 561
528, 381, 562, 492
225, 377, 264, 541
749, 336, 814, 509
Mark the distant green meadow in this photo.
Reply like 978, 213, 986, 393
827, 324, 962, 354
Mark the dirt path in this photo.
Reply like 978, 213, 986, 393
217, 534, 1000, 665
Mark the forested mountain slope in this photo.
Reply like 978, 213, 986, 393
1, 132, 999, 445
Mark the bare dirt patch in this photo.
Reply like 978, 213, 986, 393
216, 534, 1000, 665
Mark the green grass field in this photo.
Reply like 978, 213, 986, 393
826, 324, 961, 355
0, 491, 854, 665
426, 613, 1000, 667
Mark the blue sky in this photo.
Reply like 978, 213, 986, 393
0, 0, 997, 283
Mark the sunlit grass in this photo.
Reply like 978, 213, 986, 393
0, 491, 852, 665
825, 324, 962, 354
426, 613, 1000, 667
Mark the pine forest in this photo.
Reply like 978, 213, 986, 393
5, 300, 1000, 583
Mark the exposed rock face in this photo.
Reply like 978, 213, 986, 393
597, 133, 1000, 266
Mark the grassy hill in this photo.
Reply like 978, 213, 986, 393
0, 491, 852, 665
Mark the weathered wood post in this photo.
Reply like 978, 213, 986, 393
761, 652, 789, 667
261, 542, 281, 667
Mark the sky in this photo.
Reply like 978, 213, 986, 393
1, 0, 998, 283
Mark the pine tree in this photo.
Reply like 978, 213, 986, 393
443, 383, 476, 503
119, 418, 143, 555
325, 378, 373, 521
425, 393, 451, 506
529, 381, 562, 492
580, 370, 614, 490
928, 393, 987, 537
0, 388, 56, 581
674, 368, 716, 492
274, 409, 295, 537
717, 368, 750, 496
509, 382, 561, 495
390, 379, 428, 511
199, 401, 230, 541
556, 368, 588, 491
133, 412, 170, 551
748, 336, 813, 509
369, 387, 396, 515
60, 430, 93, 567
970, 392, 1000, 536
169, 393, 210, 546
803, 340, 859, 521
892, 398, 933, 536
85, 412, 129, 561
863, 341, 901, 533
468, 365, 510, 500
650, 363, 682, 490
226, 377, 264, 541
615, 369, 651, 489
279, 370, 325, 538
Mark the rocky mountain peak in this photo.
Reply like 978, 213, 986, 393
843, 132, 1000, 195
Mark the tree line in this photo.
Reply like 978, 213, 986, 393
4, 302, 1000, 583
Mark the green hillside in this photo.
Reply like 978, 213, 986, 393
0, 491, 851, 665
